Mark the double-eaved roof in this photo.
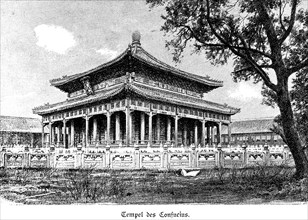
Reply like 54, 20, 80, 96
33, 31, 240, 116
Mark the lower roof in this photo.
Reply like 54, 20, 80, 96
33, 82, 240, 115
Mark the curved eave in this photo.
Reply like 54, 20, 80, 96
33, 84, 125, 115
49, 48, 130, 87
129, 83, 239, 115
133, 47, 223, 88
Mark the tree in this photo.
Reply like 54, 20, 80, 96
146, 0, 308, 178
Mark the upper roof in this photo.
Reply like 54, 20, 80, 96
0, 115, 48, 133
50, 31, 223, 91
221, 118, 275, 134
33, 81, 240, 115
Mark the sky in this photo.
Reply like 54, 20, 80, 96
0, 1, 280, 120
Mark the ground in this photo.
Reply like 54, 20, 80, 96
0, 166, 307, 205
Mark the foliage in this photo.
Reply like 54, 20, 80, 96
147, 0, 308, 178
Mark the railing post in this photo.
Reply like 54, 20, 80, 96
191, 144, 197, 168
283, 145, 290, 164
24, 147, 30, 168
216, 144, 223, 168
75, 148, 83, 168
241, 143, 248, 167
105, 145, 111, 168
162, 144, 168, 169
134, 144, 140, 169
263, 143, 270, 166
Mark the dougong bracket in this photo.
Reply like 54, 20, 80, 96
81, 76, 94, 95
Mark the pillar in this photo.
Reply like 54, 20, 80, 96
70, 120, 75, 147
174, 115, 179, 147
211, 126, 215, 145
194, 121, 198, 147
93, 117, 97, 145
57, 124, 61, 145
217, 122, 222, 144
140, 112, 145, 143
41, 123, 45, 148
228, 123, 232, 144
148, 112, 153, 147
106, 112, 111, 144
126, 108, 131, 146
202, 120, 206, 147
49, 122, 53, 144
63, 119, 67, 148
31, 133, 34, 148
156, 115, 161, 143
115, 113, 120, 141
85, 116, 89, 147
207, 125, 210, 144
167, 117, 171, 142
183, 122, 187, 146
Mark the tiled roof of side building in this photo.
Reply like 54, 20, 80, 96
221, 118, 275, 134
0, 115, 49, 133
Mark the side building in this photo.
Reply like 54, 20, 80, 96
221, 118, 285, 146
0, 115, 49, 150
33, 31, 240, 150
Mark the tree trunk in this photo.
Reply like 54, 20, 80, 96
277, 81, 308, 179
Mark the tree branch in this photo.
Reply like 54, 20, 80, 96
279, 0, 287, 32
286, 57, 308, 75
279, 0, 298, 44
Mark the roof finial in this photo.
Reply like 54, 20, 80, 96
132, 30, 141, 45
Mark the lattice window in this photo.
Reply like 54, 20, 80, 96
159, 104, 163, 110
83, 109, 86, 114
66, 112, 69, 117
111, 103, 114, 109
116, 102, 120, 108
184, 108, 189, 114
94, 107, 97, 112
89, 108, 92, 113
153, 104, 157, 109
99, 106, 102, 111
121, 100, 126, 106
137, 101, 143, 106
171, 106, 175, 112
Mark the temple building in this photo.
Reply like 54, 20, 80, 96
0, 115, 48, 148
33, 31, 240, 149
221, 118, 285, 146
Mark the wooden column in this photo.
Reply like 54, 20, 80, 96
70, 120, 75, 147
148, 112, 153, 147
217, 122, 222, 144
93, 117, 97, 145
183, 121, 187, 146
174, 115, 179, 147
41, 123, 45, 148
202, 120, 206, 147
140, 112, 145, 143
207, 125, 210, 144
63, 119, 67, 148
57, 124, 61, 145
106, 112, 111, 144
126, 108, 131, 146
31, 133, 34, 148
85, 116, 89, 147
194, 121, 198, 147
156, 114, 161, 143
49, 122, 53, 144
228, 123, 232, 144
167, 117, 171, 142
211, 126, 215, 145
115, 113, 120, 141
